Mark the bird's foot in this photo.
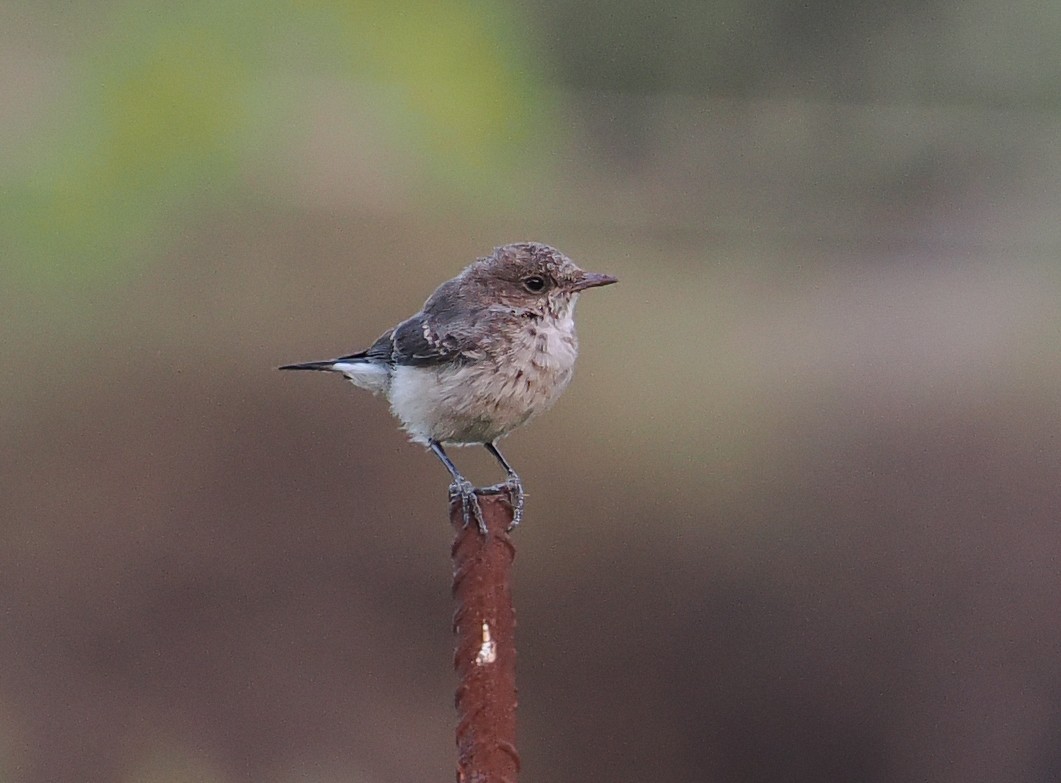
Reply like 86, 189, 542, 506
506, 475, 525, 530
449, 478, 487, 535
483, 475, 524, 530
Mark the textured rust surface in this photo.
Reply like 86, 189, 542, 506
450, 491, 519, 783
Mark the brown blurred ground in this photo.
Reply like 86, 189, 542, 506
3, 206, 1061, 782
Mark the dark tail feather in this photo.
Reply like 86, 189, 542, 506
279, 349, 371, 372
278, 360, 338, 372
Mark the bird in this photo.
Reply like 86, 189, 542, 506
280, 242, 617, 533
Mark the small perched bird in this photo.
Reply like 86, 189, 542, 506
280, 242, 617, 532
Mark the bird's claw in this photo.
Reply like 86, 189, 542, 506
504, 475, 525, 530
449, 478, 487, 535
474, 475, 525, 531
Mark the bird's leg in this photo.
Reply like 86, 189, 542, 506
484, 442, 525, 529
428, 440, 487, 535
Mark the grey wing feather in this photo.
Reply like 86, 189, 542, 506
379, 278, 503, 367
359, 329, 397, 363
390, 312, 464, 366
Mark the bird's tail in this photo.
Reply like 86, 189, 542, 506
279, 353, 389, 394
278, 360, 340, 372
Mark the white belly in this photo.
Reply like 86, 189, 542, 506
387, 316, 579, 445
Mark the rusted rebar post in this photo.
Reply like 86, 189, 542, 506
450, 489, 519, 783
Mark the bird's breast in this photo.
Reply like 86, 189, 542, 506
387, 315, 579, 444
493, 314, 579, 409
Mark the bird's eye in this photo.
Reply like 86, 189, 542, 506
522, 275, 547, 293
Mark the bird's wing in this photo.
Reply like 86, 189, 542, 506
389, 311, 472, 366
361, 278, 509, 367
349, 329, 395, 363
289, 312, 477, 371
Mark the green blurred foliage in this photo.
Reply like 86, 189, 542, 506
332, 1, 544, 169
534, 0, 1061, 102
8, 9, 246, 290
2, 1, 548, 293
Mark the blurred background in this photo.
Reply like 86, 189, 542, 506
2, 2, 1061, 781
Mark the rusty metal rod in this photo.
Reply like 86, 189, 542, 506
450, 489, 520, 783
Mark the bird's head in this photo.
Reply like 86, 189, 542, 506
466, 242, 618, 316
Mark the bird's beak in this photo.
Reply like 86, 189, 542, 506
569, 271, 619, 292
